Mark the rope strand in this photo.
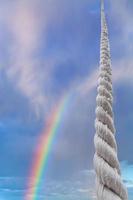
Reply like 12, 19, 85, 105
94, 1, 128, 199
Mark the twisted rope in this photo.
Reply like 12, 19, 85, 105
94, 1, 128, 199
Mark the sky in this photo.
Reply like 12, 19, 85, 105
0, 0, 133, 199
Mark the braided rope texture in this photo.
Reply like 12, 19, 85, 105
94, 1, 128, 200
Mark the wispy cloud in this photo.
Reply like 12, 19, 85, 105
121, 161, 133, 188
0, 0, 133, 118
0, 0, 83, 118
5, 0, 48, 117
0, 172, 132, 200
0, 171, 96, 200
0, 0, 66, 117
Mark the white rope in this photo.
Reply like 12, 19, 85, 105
94, 1, 128, 199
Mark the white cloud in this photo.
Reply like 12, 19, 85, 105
0, 171, 96, 199
0, 1, 45, 117
0, 0, 67, 117
75, 60, 133, 97
0, 0, 133, 118
109, 0, 133, 46
121, 161, 133, 188
27, 170, 96, 200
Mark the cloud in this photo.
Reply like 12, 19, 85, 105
108, 0, 133, 82
0, 171, 95, 200
2, 166, 132, 200
0, 0, 133, 119
26, 169, 96, 200
0, 0, 101, 118
4, 0, 48, 117
75, 59, 133, 98
76, 69, 98, 95
0, 0, 68, 117
0, 172, 132, 199
109, 0, 133, 44
121, 161, 133, 188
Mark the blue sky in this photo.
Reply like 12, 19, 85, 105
0, 0, 133, 199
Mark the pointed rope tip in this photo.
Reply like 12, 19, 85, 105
101, 0, 104, 11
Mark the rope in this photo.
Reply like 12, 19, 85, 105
94, 1, 128, 199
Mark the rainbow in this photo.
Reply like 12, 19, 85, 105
25, 94, 70, 200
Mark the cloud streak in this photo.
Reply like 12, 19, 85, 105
0, 170, 96, 200
1, 0, 133, 119
5, 0, 47, 117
